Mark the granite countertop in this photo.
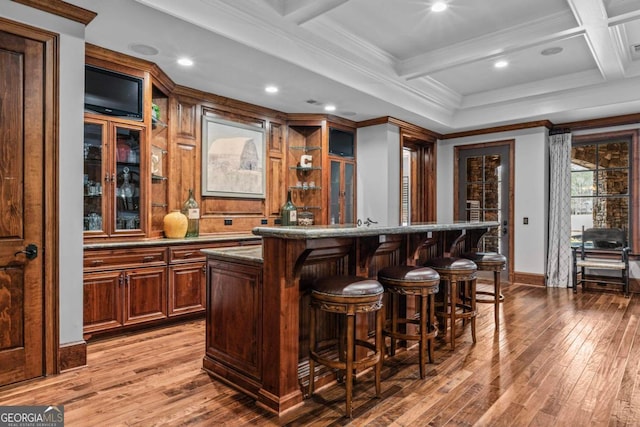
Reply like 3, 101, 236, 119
84, 233, 260, 250
201, 245, 264, 263
252, 221, 498, 239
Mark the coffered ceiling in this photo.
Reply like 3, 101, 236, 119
68, 0, 640, 134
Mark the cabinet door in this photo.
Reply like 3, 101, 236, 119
113, 123, 145, 236
83, 118, 147, 238
330, 158, 356, 224
123, 266, 167, 325
83, 270, 123, 335
168, 262, 206, 316
83, 119, 109, 236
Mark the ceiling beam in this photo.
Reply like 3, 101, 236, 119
566, 0, 625, 80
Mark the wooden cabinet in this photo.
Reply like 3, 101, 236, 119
204, 255, 263, 383
287, 123, 324, 224
83, 266, 167, 335
83, 247, 167, 337
285, 120, 357, 225
328, 127, 356, 224
168, 245, 207, 316
150, 82, 170, 237
83, 117, 147, 238
83, 238, 261, 339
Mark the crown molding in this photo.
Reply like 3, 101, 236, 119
11, 0, 96, 25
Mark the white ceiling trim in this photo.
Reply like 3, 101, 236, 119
277, 0, 350, 25
397, 11, 580, 79
461, 69, 604, 109
568, 0, 625, 80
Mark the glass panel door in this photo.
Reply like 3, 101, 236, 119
344, 162, 355, 224
330, 160, 341, 224
458, 145, 510, 279
115, 126, 141, 231
83, 121, 106, 233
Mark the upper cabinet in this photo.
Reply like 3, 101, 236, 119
83, 117, 146, 237
286, 118, 357, 225
328, 127, 356, 225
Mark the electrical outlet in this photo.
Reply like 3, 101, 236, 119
224, 219, 232, 226
274, 218, 282, 225
261, 219, 268, 225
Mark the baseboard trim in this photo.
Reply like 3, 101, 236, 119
513, 272, 545, 287
58, 340, 87, 372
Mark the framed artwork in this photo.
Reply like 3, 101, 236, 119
201, 116, 266, 198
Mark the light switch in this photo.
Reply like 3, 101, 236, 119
523, 217, 529, 225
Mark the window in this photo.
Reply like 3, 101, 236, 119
571, 130, 637, 251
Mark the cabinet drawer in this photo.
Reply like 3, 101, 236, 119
170, 246, 207, 263
84, 247, 167, 270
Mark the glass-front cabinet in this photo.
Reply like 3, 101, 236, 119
328, 127, 356, 225
84, 117, 146, 237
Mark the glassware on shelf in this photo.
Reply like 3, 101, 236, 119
119, 167, 135, 211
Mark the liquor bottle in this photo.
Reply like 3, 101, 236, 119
182, 189, 200, 237
281, 190, 298, 226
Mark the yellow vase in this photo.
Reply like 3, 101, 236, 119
163, 211, 188, 238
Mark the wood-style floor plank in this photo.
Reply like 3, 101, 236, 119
2, 284, 640, 426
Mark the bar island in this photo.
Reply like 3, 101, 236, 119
202, 221, 498, 415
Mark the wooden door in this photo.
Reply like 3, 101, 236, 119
0, 30, 47, 385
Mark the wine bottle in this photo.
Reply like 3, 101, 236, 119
182, 189, 200, 237
281, 190, 298, 226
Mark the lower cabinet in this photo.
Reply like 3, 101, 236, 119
168, 262, 205, 316
204, 257, 263, 384
83, 266, 167, 335
83, 239, 260, 339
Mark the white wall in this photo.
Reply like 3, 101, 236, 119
437, 127, 549, 277
357, 124, 400, 226
1, 1, 86, 345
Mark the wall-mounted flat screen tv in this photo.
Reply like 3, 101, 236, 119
84, 65, 143, 120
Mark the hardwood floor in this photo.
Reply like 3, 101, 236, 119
2, 283, 640, 426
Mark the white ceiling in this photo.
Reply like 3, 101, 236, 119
68, 0, 640, 134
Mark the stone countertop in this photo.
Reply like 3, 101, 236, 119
252, 221, 498, 239
201, 245, 264, 263
84, 233, 260, 250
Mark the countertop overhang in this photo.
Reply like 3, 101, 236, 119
252, 221, 499, 239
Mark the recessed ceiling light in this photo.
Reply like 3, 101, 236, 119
431, 2, 447, 12
265, 85, 279, 94
494, 60, 509, 68
541, 47, 563, 56
177, 57, 194, 67
324, 105, 336, 112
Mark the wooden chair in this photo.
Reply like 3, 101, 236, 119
572, 227, 630, 297
377, 265, 440, 379
308, 275, 384, 418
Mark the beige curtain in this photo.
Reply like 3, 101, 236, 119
546, 131, 572, 287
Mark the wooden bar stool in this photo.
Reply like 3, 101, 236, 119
461, 252, 506, 327
377, 265, 440, 379
308, 275, 384, 418
425, 257, 477, 350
